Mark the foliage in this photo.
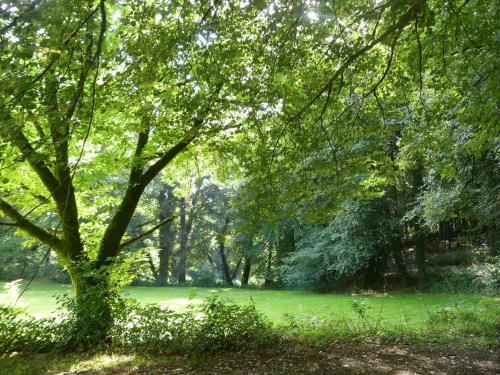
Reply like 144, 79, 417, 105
425, 299, 500, 347
282, 198, 399, 289
280, 297, 500, 348
0, 294, 272, 355
422, 256, 500, 295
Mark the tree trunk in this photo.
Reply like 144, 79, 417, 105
391, 237, 408, 281
264, 245, 273, 288
218, 240, 233, 285
177, 198, 188, 283
157, 184, 176, 285
415, 231, 426, 283
216, 216, 232, 285
487, 222, 499, 256
67, 261, 114, 348
241, 256, 251, 286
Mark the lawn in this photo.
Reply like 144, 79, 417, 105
0, 280, 492, 328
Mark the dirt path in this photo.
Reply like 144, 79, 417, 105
75, 343, 499, 375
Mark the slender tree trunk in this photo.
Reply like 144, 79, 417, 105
264, 246, 273, 288
177, 199, 187, 283
391, 237, 408, 280
218, 240, 233, 285
241, 256, 251, 286
487, 222, 499, 256
157, 184, 176, 285
415, 231, 426, 283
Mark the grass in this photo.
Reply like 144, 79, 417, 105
0, 280, 494, 328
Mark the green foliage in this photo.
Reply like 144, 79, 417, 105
0, 305, 65, 353
279, 297, 500, 348
282, 198, 399, 289
422, 256, 500, 295
131, 294, 272, 354
0, 294, 272, 355
425, 299, 500, 347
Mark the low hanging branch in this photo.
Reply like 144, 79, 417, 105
118, 216, 177, 250
0, 198, 63, 250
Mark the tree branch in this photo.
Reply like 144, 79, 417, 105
0, 198, 63, 250
294, 3, 420, 119
119, 216, 177, 250
140, 135, 196, 186
0, 113, 60, 195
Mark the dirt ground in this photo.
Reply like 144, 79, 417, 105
74, 342, 499, 375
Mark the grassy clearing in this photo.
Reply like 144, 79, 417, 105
0, 280, 494, 328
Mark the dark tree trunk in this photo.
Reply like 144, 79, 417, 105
217, 216, 232, 285
487, 222, 499, 256
218, 240, 233, 285
264, 245, 273, 287
415, 231, 426, 283
241, 256, 251, 286
391, 237, 408, 280
177, 198, 188, 283
157, 184, 176, 285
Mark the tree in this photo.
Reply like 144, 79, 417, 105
0, 0, 265, 343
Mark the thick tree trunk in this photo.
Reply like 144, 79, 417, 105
67, 261, 114, 347
241, 256, 251, 286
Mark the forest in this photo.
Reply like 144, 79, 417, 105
0, 0, 498, 373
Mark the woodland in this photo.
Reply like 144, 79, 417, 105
0, 0, 498, 373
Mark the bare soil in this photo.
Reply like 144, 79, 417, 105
75, 342, 499, 375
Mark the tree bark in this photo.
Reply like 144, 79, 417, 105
264, 245, 273, 288
157, 184, 176, 285
177, 198, 188, 283
241, 256, 251, 286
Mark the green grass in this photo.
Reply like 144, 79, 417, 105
1, 280, 494, 328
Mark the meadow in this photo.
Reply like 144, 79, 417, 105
0, 280, 490, 328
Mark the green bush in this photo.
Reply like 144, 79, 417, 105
0, 305, 67, 353
427, 251, 473, 267
0, 295, 272, 355
112, 295, 272, 354
423, 256, 499, 295
425, 299, 500, 347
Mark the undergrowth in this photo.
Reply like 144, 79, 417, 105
1, 294, 498, 355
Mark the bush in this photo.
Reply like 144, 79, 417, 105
425, 299, 500, 347
0, 295, 273, 355
113, 295, 272, 354
422, 256, 499, 295
0, 305, 67, 353
427, 251, 473, 267
188, 264, 218, 287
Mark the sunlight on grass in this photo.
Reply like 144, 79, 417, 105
157, 298, 203, 308
0, 280, 489, 328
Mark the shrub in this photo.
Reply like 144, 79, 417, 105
0, 305, 67, 353
112, 295, 272, 354
425, 299, 500, 347
0, 295, 273, 355
422, 256, 499, 295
